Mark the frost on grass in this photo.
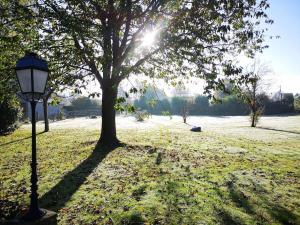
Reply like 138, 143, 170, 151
1, 115, 300, 224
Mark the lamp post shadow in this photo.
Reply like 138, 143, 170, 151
0, 132, 45, 147
39, 141, 122, 212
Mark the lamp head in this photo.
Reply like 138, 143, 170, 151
16, 53, 49, 102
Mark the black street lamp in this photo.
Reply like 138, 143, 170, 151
15, 52, 49, 221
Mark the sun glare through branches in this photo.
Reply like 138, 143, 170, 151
140, 29, 158, 47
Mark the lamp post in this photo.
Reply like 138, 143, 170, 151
16, 52, 49, 221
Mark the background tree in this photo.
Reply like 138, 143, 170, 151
0, 97, 22, 135
0, 0, 39, 133
235, 60, 270, 127
171, 84, 193, 123
170, 96, 193, 123
41, 89, 53, 132
262, 92, 295, 115
134, 86, 168, 114
209, 95, 248, 116
0, 1, 38, 91
7, 0, 272, 144
63, 96, 101, 118
281, 93, 295, 112
2, 0, 94, 131
190, 96, 209, 115
40, 64, 82, 132
294, 94, 300, 113
67, 96, 101, 111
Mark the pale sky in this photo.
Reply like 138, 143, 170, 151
258, 0, 300, 94
186, 0, 300, 95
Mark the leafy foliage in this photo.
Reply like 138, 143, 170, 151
161, 110, 172, 119
68, 97, 100, 111
0, 0, 40, 98
0, 97, 22, 135
234, 60, 271, 127
115, 97, 135, 113
134, 110, 150, 122
294, 94, 300, 112
63, 96, 101, 117
1, 0, 273, 141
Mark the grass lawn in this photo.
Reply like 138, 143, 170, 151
0, 116, 300, 224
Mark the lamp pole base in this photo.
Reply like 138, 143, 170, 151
22, 207, 46, 221
3, 209, 57, 225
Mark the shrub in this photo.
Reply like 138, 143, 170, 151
56, 111, 65, 121
161, 111, 172, 119
249, 108, 263, 127
23, 117, 30, 124
135, 110, 150, 122
0, 97, 22, 135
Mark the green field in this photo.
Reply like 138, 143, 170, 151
1, 116, 300, 224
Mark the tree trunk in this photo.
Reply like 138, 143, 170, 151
182, 105, 187, 124
43, 97, 49, 132
251, 107, 256, 127
251, 114, 255, 127
183, 115, 187, 124
99, 85, 119, 145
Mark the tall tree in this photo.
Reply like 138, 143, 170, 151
8, 0, 272, 144
1, 0, 84, 132
235, 60, 270, 127
172, 84, 192, 123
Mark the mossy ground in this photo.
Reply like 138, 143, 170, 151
0, 116, 299, 225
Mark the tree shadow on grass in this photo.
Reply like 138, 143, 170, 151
248, 179, 299, 225
256, 127, 300, 135
216, 175, 299, 225
216, 209, 242, 225
147, 178, 194, 225
2, 142, 155, 222
39, 141, 123, 212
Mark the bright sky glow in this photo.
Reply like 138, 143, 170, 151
140, 29, 158, 47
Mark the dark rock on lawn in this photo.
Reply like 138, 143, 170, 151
190, 126, 201, 132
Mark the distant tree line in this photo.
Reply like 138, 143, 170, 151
262, 93, 295, 115
63, 96, 101, 117
134, 93, 296, 116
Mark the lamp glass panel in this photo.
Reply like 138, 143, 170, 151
16, 69, 31, 93
33, 69, 48, 93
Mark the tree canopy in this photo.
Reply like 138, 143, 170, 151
0, 0, 273, 143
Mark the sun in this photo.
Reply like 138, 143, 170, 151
141, 30, 158, 47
